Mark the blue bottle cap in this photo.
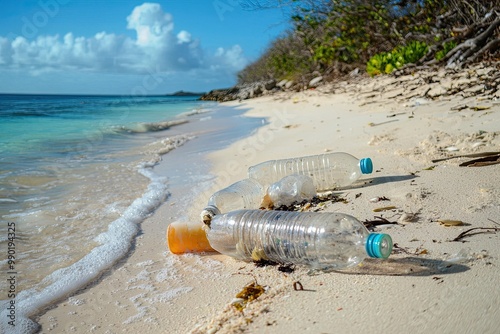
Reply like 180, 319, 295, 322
360, 158, 373, 174
366, 233, 393, 259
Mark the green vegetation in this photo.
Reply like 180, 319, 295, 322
237, 0, 499, 85
435, 41, 457, 61
367, 41, 428, 76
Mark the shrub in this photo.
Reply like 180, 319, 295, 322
435, 41, 457, 61
366, 41, 428, 76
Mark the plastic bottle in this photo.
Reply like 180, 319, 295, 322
205, 209, 392, 270
248, 152, 373, 191
265, 174, 316, 208
201, 178, 265, 224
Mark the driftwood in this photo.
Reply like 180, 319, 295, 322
423, 7, 500, 68
445, 18, 500, 67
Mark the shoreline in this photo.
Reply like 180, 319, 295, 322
37, 66, 500, 333
32, 100, 266, 333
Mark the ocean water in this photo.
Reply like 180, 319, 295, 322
0, 94, 224, 332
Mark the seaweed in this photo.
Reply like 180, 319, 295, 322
232, 281, 266, 312
363, 216, 398, 231
273, 193, 347, 212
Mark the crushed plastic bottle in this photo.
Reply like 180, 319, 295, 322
205, 209, 393, 270
265, 174, 316, 208
248, 152, 373, 191
201, 178, 264, 224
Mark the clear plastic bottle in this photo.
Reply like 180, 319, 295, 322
201, 178, 265, 224
266, 174, 316, 208
248, 152, 373, 191
205, 209, 392, 270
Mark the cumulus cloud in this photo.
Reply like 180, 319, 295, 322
0, 2, 247, 75
213, 45, 247, 70
177, 31, 191, 44
126, 3, 174, 47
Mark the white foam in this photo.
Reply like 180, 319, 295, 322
151, 287, 193, 303
0, 198, 17, 203
0, 164, 169, 334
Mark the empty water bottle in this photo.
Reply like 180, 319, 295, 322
201, 178, 264, 224
248, 152, 373, 191
265, 174, 316, 208
205, 209, 392, 270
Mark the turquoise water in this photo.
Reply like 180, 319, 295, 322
0, 94, 203, 167
0, 94, 219, 331
0, 94, 207, 212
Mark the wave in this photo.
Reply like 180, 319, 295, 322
4, 111, 57, 118
177, 106, 213, 118
111, 119, 189, 134
0, 136, 192, 333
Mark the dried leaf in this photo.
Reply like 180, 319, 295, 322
373, 205, 397, 212
470, 106, 491, 111
438, 219, 464, 227
232, 282, 266, 311
459, 154, 500, 167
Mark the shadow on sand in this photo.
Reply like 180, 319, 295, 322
331, 256, 469, 276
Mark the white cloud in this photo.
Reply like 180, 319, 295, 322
126, 3, 174, 47
177, 30, 191, 44
0, 2, 247, 77
212, 45, 246, 70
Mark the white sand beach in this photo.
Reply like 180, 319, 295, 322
37, 67, 500, 333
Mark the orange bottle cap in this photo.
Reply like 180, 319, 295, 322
167, 221, 215, 254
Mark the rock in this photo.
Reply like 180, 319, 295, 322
349, 68, 360, 77
462, 84, 485, 97
285, 80, 294, 89
277, 79, 288, 88
253, 85, 263, 96
410, 84, 433, 97
199, 87, 240, 102
308, 76, 323, 88
426, 84, 448, 98
382, 87, 405, 99
264, 80, 276, 90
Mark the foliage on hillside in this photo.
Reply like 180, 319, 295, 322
238, 0, 500, 85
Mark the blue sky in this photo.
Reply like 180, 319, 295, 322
0, 1, 291, 94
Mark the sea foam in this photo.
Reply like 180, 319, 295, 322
0, 164, 169, 334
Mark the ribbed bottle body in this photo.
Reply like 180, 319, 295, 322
207, 210, 372, 270
248, 152, 368, 191
206, 178, 264, 213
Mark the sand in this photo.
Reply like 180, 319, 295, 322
37, 73, 500, 333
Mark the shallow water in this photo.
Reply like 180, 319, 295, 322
0, 94, 210, 292
0, 94, 266, 332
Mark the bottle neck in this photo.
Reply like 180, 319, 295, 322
201, 205, 221, 227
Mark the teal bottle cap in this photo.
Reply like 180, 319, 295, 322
360, 158, 373, 174
366, 233, 393, 259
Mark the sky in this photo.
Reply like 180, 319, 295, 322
0, 1, 291, 95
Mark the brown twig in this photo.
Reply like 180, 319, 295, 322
293, 281, 304, 291
292, 281, 315, 292
451, 227, 500, 242
363, 216, 398, 231
431, 151, 500, 163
